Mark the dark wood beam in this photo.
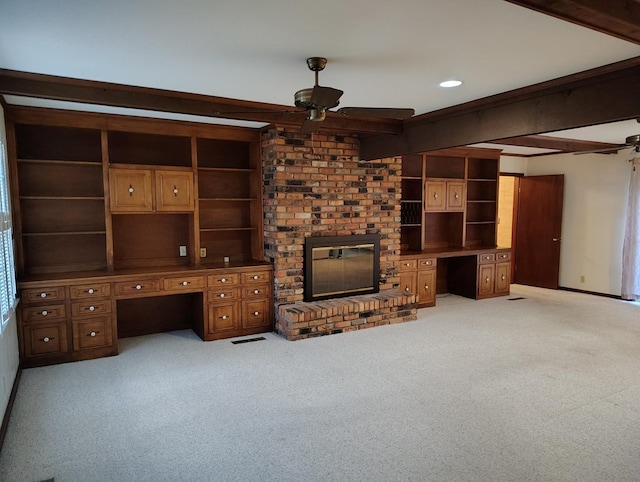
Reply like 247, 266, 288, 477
361, 56, 640, 160
490, 134, 624, 153
0, 69, 402, 135
505, 0, 640, 45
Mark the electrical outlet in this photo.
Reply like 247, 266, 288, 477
179, 245, 187, 257
200, 248, 207, 258
223, 256, 230, 264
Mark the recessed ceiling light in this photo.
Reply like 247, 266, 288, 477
439, 80, 463, 88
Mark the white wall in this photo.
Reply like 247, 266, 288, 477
524, 151, 631, 295
0, 104, 20, 423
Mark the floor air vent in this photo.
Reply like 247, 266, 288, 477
507, 297, 526, 301
231, 337, 266, 345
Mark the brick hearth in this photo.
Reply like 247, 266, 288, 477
262, 127, 417, 339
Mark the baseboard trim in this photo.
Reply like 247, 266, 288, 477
0, 367, 21, 453
558, 286, 621, 300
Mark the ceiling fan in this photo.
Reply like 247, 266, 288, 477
574, 134, 640, 157
293, 57, 415, 132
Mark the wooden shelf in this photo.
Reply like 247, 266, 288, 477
18, 158, 101, 166
20, 196, 105, 201
22, 231, 107, 236
198, 167, 255, 173
200, 227, 257, 232
199, 197, 256, 202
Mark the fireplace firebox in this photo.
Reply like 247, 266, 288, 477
304, 234, 380, 302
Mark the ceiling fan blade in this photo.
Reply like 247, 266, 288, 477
302, 119, 321, 133
310, 86, 343, 109
336, 107, 415, 120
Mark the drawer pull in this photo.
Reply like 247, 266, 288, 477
485, 277, 490, 283
252, 275, 259, 280
405, 262, 411, 267
128, 185, 134, 195
40, 292, 47, 298
404, 286, 410, 293
181, 281, 189, 286
424, 261, 431, 266
173, 186, 179, 196
501, 274, 506, 281
253, 289, 260, 294
219, 293, 225, 298
42, 336, 52, 343
253, 311, 260, 316
454, 193, 459, 200
87, 288, 95, 294
424, 285, 429, 290
433, 192, 438, 199
88, 306, 96, 312
89, 331, 99, 337
221, 315, 228, 320
135, 284, 142, 290
41, 310, 48, 316
220, 278, 227, 283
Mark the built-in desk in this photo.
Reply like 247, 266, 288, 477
16, 262, 273, 368
399, 247, 511, 307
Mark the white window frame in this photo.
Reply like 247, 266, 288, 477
0, 139, 17, 332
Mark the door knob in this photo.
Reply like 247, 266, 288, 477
552, 238, 561, 242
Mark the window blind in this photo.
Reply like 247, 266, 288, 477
0, 140, 17, 330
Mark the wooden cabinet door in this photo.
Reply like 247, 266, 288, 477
155, 170, 194, 212
399, 271, 417, 295
22, 323, 69, 357
495, 262, 511, 295
242, 299, 270, 330
109, 169, 153, 212
477, 263, 495, 298
417, 269, 436, 306
208, 302, 240, 334
424, 181, 446, 211
446, 181, 465, 210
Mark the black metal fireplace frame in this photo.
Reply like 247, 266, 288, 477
304, 234, 380, 302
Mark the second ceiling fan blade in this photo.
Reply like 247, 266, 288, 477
310, 86, 343, 109
336, 107, 415, 119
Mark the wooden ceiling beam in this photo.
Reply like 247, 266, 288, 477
0, 69, 403, 135
361, 56, 640, 160
489, 134, 624, 153
505, 0, 640, 45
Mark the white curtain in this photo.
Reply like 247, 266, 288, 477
622, 156, 640, 301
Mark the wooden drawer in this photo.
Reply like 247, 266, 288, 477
417, 257, 436, 269
496, 251, 511, 262
22, 323, 68, 357
208, 273, 239, 288
209, 288, 239, 303
241, 271, 270, 284
22, 286, 66, 304
71, 300, 112, 318
242, 299, 270, 330
207, 302, 240, 334
69, 283, 111, 300
162, 275, 205, 292
398, 259, 417, 271
22, 304, 66, 323
114, 279, 161, 297
478, 253, 496, 264
72, 317, 114, 351
242, 285, 270, 299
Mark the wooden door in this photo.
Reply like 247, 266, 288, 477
417, 269, 436, 306
424, 180, 446, 211
155, 170, 194, 212
399, 271, 416, 295
109, 169, 153, 212
446, 181, 465, 210
495, 262, 511, 295
514, 175, 564, 289
477, 263, 495, 298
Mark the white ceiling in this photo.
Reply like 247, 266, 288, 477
1, 0, 640, 149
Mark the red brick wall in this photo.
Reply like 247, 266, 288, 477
262, 127, 403, 334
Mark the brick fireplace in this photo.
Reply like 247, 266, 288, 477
262, 127, 417, 340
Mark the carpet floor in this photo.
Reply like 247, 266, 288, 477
1, 284, 640, 481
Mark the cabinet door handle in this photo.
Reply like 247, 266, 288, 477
501, 274, 505, 281
89, 331, 99, 337
221, 315, 228, 320
42, 337, 53, 343
404, 286, 410, 293
454, 193, 459, 200
41, 310, 48, 316
253, 311, 260, 316
173, 186, 179, 196
128, 184, 134, 196
433, 192, 438, 199
424, 285, 429, 290
253, 289, 260, 294
485, 277, 490, 283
